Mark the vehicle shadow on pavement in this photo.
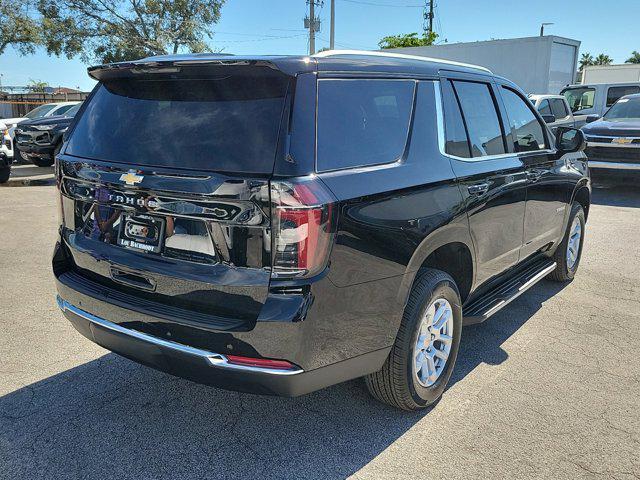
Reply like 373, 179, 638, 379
0, 282, 566, 480
591, 182, 640, 208
450, 280, 567, 388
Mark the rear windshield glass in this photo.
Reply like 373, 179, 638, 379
66, 67, 289, 173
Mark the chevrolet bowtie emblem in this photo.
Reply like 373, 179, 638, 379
612, 137, 633, 145
119, 170, 144, 186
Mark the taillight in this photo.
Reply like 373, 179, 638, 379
271, 177, 337, 278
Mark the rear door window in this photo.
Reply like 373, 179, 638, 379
606, 86, 640, 107
550, 98, 569, 119
441, 80, 471, 158
500, 87, 547, 152
452, 80, 506, 157
66, 67, 290, 174
316, 79, 415, 172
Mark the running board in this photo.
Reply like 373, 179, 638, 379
463, 259, 557, 325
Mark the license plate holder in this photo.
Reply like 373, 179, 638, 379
117, 214, 165, 253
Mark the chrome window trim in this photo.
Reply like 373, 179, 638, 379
434, 81, 553, 162
56, 296, 304, 376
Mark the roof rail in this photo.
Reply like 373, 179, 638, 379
312, 49, 492, 74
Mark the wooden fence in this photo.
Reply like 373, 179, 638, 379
0, 92, 90, 118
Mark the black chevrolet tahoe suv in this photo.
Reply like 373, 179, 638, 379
53, 51, 590, 410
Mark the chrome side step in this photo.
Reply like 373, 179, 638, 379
463, 260, 556, 325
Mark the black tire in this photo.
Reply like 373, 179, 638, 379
548, 202, 586, 282
31, 156, 54, 167
0, 166, 10, 184
365, 269, 463, 410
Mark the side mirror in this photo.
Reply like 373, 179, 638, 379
585, 114, 600, 124
555, 127, 586, 153
541, 114, 556, 124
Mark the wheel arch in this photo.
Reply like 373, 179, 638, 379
572, 182, 591, 220
398, 223, 476, 307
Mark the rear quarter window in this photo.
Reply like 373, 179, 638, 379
316, 79, 415, 172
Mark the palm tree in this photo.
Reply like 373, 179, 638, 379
626, 51, 640, 64
593, 54, 613, 66
579, 52, 594, 71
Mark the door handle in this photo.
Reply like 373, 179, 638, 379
467, 183, 490, 195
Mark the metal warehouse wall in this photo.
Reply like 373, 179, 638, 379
386, 35, 581, 94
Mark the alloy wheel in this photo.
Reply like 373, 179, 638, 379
566, 216, 582, 270
413, 298, 454, 387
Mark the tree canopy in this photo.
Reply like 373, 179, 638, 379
378, 32, 438, 50
0, 0, 225, 63
0, 0, 41, 56
579, 52, 613, 70
626, 51, 640, 64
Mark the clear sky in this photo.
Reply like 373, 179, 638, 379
0, 0, 638, 91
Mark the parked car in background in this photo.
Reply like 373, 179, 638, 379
582, 93, 640, 173
528, 94, 577, 130
0, 121, 11, 183
4, 102, 80, 162
561, 83, 640, 125
14, 104, 81, 167
54, 52, 590, 411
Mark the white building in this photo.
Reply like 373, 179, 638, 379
384, 35, 581, 95
581, 64, 640, 84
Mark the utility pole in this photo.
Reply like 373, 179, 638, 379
304, 1, 322, 55
330, 0, 335, 50
309, 0, 315, 55
425, 1, 434, 36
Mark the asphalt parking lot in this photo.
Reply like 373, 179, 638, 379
1, 180, 639, 480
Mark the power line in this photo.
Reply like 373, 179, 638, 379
339, 0, 423, 7
215, 33, 308, 44
214, 31, 307, 38
316, 35, 371, 50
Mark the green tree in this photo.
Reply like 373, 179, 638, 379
0, 0, 41, 55
593, 53, 613, 66
1, 0, 226, 63
626, 51, 640, 64
27, 78, 49, 92
378, 31, 438, 49
579, 52, 594, 71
